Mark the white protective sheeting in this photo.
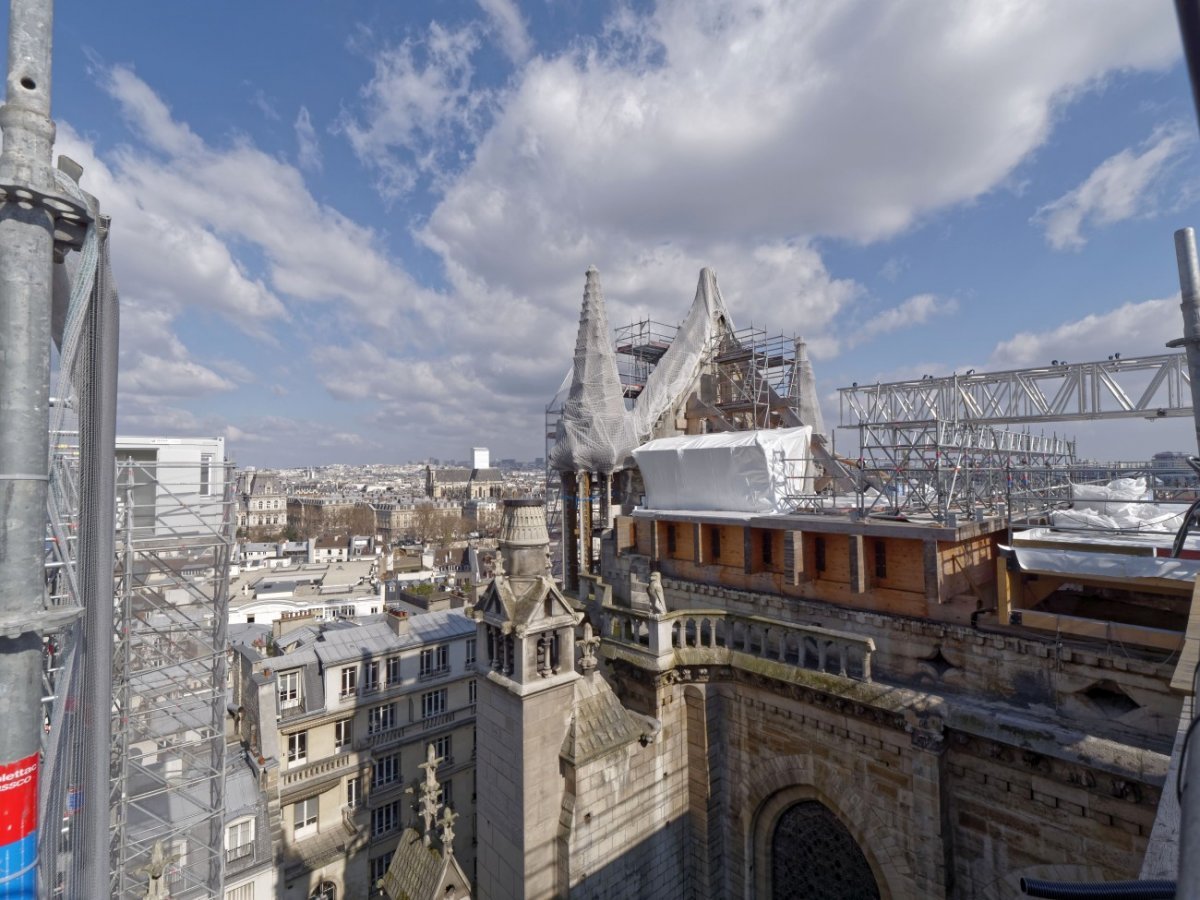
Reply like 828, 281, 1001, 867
1051, 476, 1186, 533
551, 267, 735, 474
1008, 545, 1200, 584
633, 426, 813, 513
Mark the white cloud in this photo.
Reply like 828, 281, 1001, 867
94, 66, 439, 325
339, 23, 488, 199
848, 294, 958, 347
1034, 125, 1193, 250
476, 0, 532, 63
987, 295, 1180, 368
122, 353, 238, 397
294, 106, 323, 172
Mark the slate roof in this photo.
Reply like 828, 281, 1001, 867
380, 828, 472, 900
561, 672, 647, 766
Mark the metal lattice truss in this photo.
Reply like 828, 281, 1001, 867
839, 353, 1191, 427
849, 420, 1077, 520
111, 460, 233, 899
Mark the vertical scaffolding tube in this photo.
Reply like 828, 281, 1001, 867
562, 473, 578, 592
0, 1, 55, 896
78, 221, 117, 898
1172, 227, 1200, 457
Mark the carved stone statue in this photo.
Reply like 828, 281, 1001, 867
578, 622, 601, 673
136, 840, 178, 900
648, 572, 667, 616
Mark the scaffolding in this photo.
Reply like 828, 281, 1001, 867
110, 449, 234, 898
709, 327, 805, 430
836, 356, 1200, 524
613, 319, 678, 399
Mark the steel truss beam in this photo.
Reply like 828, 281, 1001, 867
838, 353, 1191, 427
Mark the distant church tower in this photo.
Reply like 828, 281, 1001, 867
473, 500, 581, 898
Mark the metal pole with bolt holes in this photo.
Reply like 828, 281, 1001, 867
0, 0, 55, 896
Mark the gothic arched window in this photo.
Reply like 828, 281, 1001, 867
770, 801, 879, 900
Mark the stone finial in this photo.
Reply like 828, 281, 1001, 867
579, 622, 601, 674
492, 551, 505, 578
438, 805, 458, 853
418, 743, 445, 846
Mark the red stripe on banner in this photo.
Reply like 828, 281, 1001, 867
0, 754, 38, 846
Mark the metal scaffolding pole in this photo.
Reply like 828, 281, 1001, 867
0, 0, 56, 896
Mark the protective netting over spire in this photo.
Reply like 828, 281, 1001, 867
795, 337, 825, 439
632, 268, 732, 440
550, 267, 636, 473
550, 267, 736, 474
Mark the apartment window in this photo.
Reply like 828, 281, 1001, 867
370, 852, 395, 884
225, 884, 256, 900
287, 731, 307, 766
468, 679, 476, 706
371, 801, 400, 837
465, 638, 476, 666
433, 735, 452, 765
367, 703, 395, 735
340, 666, 358, 698
421, 688, 447, 720
373, 753, 399, 789
420, 645, 449, 678
441, 778, 453, 809
386, 655, 401, 684
293, 798, 317, 839
666, 523, 677, 555
334, 719, 352, 752
346, 777, 361, 810
814, 536, 826, 573
363, 660, 380, 693
762, 532, 773, 567
277, 671, 301, 710
225, 817, 254, 864
875, 540, 887, 579
709, 527, 721, 561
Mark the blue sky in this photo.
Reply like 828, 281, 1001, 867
17, 0, 1200, 466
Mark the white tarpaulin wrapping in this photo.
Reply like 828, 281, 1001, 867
633, 426, 813, 513
1009, 545, 1200, 584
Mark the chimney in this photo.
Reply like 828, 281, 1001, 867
386, 608, 410, 636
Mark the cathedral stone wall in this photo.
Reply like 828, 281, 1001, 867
564, 701, 690, 898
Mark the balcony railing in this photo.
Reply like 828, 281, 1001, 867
353, 704, 476, 752
601, 604, 874, 682
418, 665, 451, 682
279, 751, 358, 789
225, 843, 253, 865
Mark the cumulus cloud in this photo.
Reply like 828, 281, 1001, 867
422, 0, 1179, 306
987, 296, 1180, 368
1034, 125, 1193, 250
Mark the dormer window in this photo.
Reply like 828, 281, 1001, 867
278, 671, 301, 710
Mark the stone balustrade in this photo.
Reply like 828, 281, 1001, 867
280, 750, 356, 788
602, 604, 874, 683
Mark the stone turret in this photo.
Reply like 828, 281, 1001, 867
474, 499, 580, 691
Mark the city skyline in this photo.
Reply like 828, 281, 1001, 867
20, 0, 1200, 466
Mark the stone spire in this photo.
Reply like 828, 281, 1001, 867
549, 266, 635, 474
